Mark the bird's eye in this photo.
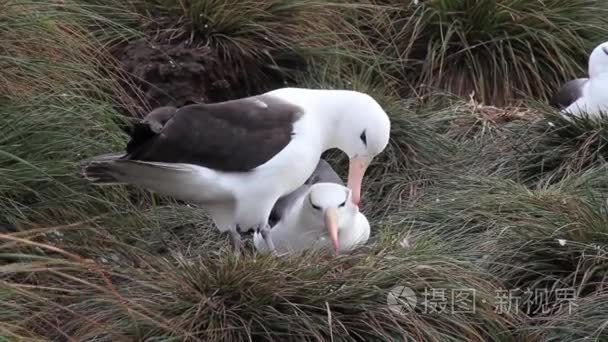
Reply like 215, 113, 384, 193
338, 200, 346, 208
360, 130, 367, 146
309, 197, 321, 210
603, 46, 608, 56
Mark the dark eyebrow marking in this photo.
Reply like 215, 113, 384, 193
309, 196, 321, 210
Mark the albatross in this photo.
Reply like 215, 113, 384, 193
253, 182, 370, 255
552, 41, 608, 118
81, 87, 391, 254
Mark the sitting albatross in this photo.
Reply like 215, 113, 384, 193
552, 41, 608, 118
81, 87, 390, 254
254, 182, 370, 255
268, 158, 343, 227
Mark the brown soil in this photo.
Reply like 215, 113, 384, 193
113, 30, 301, 115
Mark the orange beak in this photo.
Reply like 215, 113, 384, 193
347, 156, 369, 207
324, 207, 339, 254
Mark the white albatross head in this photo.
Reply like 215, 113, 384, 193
330, 91, 391, 207
588, 41, 608, 78
305, 183, 360, 254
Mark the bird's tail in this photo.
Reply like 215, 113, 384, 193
80, 153, 127, 185
80, 156, 214, 203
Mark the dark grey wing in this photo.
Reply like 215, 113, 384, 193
123, 95, 303, 172
269, 185, 311, 227
550, 78, 587, 109
305, 159, 343, 185
269, 159, 343, 226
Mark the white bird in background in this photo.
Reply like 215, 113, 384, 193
81, 88, 390, 255
553, 41, 608, 119
254, 183, 371, 256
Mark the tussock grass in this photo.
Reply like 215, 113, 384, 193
368, 0, 608, 105
0, 2, 142, 226
398, 168, 608, 323
518, 110, 608, 183
0, 1, 141, 103
457, 104, 608, 184
4, 0, 608, 340
530, 291, 608, 341
1, 227, 522, 341
139, 0, 367, 56
97, 0, 376, 107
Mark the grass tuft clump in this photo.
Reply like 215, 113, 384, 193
104, 0, 375, 107
398, 170, 608, 321
4, 0, 608, 339
481, 107, 608, 184
369, 0, 608, 105
529, 291, 608, 341
522, 110, 608, 182
1, 227, 522, 341
0, 2, 141, 226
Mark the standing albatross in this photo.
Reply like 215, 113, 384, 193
81, 87, 391, 254
254, 182, 370, 255
552, 41, 608, 118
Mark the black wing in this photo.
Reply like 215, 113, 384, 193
124, 95, 303, 172
550, 78, 587, 109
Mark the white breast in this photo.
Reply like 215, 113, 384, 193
338, 212, 371, 252
564, 76, 608, 118
254, 209, 371, 255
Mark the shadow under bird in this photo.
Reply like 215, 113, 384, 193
551, 41, 608, 119
254, 182, 370, 256
81, 87, 390, 255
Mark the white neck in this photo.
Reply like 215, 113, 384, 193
267, 88, 365, 151
585, 75, 608, 107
